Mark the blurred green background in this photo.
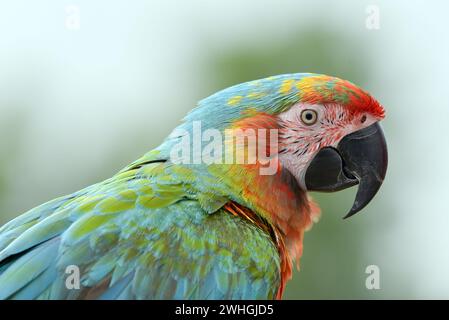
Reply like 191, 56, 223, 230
0, 0, 448, 299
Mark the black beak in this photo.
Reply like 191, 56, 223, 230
305, 123, 388, 218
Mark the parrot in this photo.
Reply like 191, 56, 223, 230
0, 73, 388, 300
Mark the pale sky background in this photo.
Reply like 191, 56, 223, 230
0, 0, 448, 298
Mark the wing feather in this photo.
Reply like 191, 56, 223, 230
0, 162, 281, 299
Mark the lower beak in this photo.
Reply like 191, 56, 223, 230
305, 122, 388, 218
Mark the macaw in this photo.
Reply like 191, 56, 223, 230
0, 73, 387, 300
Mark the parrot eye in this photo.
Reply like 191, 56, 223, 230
300, 109, 318, 125
361, 115, 367, 123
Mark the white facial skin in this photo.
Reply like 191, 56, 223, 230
277, 103, 379, 190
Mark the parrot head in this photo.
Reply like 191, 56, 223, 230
176, 73, 387, 219
277, 82, 387, 218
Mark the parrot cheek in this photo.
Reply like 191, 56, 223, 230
304, 122, 388, 218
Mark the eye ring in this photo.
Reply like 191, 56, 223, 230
300, 109, 318, 125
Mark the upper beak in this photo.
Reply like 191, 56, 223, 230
305, 122, 388, 218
